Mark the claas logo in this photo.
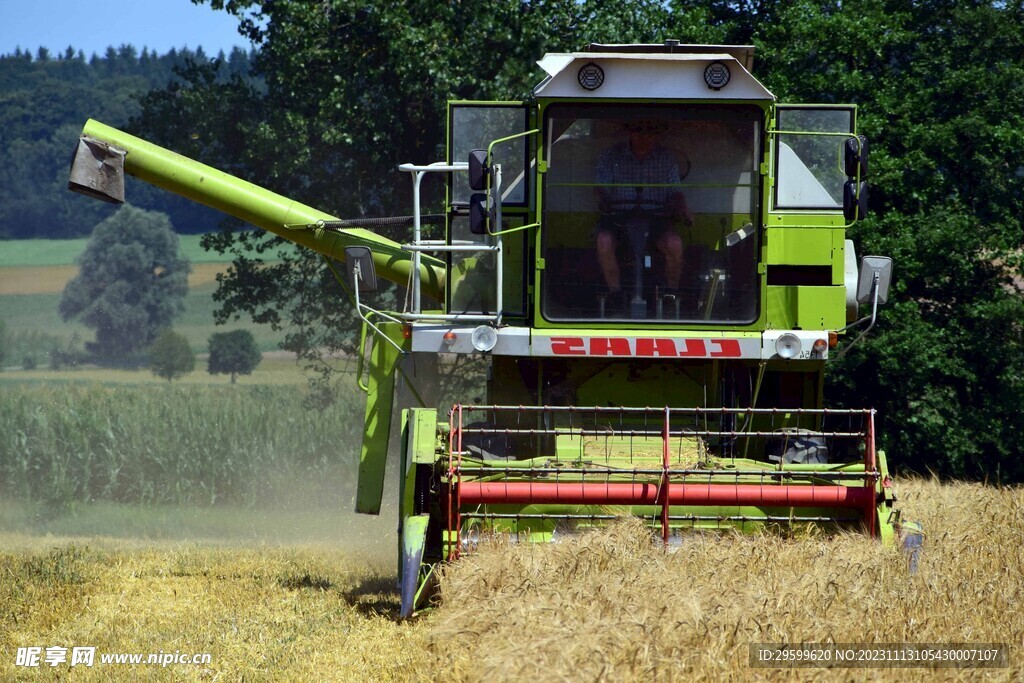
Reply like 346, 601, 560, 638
549, 337, 741, 357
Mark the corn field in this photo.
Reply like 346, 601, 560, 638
0, 383, 362, 507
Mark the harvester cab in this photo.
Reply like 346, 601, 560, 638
69, 42, 911, 619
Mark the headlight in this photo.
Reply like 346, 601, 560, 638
471, 325, 498, 352
775, 333, 802, 359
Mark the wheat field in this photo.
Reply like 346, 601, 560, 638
0, 478, 1020, 682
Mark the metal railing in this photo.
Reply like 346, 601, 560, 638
397, 161, 505, 324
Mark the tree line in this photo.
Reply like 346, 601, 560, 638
0, 44, 255, 239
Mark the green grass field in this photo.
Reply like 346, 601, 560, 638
2, 284, 286, 355
0, 238, 91, 268
0, 235, 300, 267
1, 236, 299, 357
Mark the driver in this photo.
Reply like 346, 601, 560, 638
594, 120, 692, 306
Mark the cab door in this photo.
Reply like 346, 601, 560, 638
447, 103, 533, 319
766, 105, 860, 332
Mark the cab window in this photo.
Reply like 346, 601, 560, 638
541, 103, 761, 324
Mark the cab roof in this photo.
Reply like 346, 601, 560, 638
584, 43, 755, 71
534, 44, 772, 101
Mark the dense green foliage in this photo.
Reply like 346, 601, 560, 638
59, 206, 191, 364
0, 45, 254, 238
0, 383, 361, 507
149, 329, 196, 382
748, 2, 1024, 481
207, 329, 262, 383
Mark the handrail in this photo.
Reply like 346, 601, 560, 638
398, 160, 505, 326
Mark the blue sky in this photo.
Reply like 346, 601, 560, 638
0, 0, 250, 58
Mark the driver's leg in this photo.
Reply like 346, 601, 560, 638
595, 228, 621, 292
656, 230, 684, 289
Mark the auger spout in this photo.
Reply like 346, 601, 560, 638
71, 119, 445, 300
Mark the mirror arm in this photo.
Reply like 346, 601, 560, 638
834, 271, 880, 360
351, 264, 406, 360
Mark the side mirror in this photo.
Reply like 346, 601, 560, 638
344, 246, 378, 293
468, 149, 489, 191
856, 256, 892, 304
844, 135, 869, 178
469, 193, 489, 235
835, 254, 893, 360
843, 180, 869, 221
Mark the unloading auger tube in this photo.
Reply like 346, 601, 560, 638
68, 119, 445, 300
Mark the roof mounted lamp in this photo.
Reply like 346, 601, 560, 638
703, 61, 730, 90
577, 62, 605, 90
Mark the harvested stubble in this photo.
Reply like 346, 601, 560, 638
0, 540, 421, 682
427, 479, 1023, 682
0, 480, 1020, 682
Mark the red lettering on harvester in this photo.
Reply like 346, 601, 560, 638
590, 337, 632, 356
709, 339, 742, 358
635, 338, 678, 357
550, 337, 586, 355
677, 339, 708, 357
548, 336, 746, 358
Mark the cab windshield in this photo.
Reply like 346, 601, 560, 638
541, 104, 761, 324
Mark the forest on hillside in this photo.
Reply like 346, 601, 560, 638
0, 44, 255, 239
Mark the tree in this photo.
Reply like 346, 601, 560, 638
149, 329, 195, 382
59, 205, 191, 366
207, 329, 262, 383
748, 0, 1024, 481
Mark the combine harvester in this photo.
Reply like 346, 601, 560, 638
69, 43, 916, 617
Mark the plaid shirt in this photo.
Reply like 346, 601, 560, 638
596, 143, 681, 210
